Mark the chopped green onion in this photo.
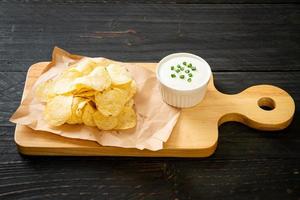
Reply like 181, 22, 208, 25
188, 73, 193, 77
180, 67, 184, 71
177, 64, 181, 68
185, 69, 190, 73
191, 66, 196, 71
171, 74, 176, 78
171, 66, 174, 70
180, 75, 185, 79
187, 78, 192, 82
176, 69, 180, 73
188, 63, 192, 68
183, 61, 187, 66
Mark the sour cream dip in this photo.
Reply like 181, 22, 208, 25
156, 53, 212, 108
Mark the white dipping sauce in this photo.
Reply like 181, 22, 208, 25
158, 54, 211, 90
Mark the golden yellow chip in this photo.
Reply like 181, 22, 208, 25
44, 95, 73, 126
93, 111, 118, 130
84, 95, 95, 102
74, 88, 95, 101
116, 106, 137, 130
76, 99, 89, 116
72, 66, 111, 91
95, 88, 128, 117
53, 70, 83, 94
74, 90, 96, 97
126, 80, 137, 101
125, 99, 134, 107
69, 58, 98, 75
35, 79, 55, 102
115, 80, 137, 102
73, 87, 89, 94
106, 64, 132, 85
81, 102, 96, 127
92, 58, 111, 66
66, 97, 88, 124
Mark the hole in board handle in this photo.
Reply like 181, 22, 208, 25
258, 97, 275, 111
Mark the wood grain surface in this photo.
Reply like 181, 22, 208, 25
0, 1, 299, 200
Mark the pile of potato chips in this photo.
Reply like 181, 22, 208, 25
35, 58, 137, 130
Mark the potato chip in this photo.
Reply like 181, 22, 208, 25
115, 80, 137, 102
73, 87, 91, 95
44, 95, 73, 126
72, 67, 111, 91
69, 58, 98, 75
125, 99, 134, 107
85, 96, 95, 102
106, 64, 132, 85
74, 88, 95, 101
53, 70, 82, 94
66, 97, 88, 124
116, 106, 137, 130
74, 90, 96, 97
92, 58, 110, 66
76, 99, 89, 116
93, 111, 118, 130
82, 102, 97, 127
95, 88, 128, 117
126, 81, 137, 101
35, 79, 55, 102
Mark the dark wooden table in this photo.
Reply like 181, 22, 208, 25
0, 1, 299, 199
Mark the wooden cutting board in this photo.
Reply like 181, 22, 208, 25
14, 62, 295, 157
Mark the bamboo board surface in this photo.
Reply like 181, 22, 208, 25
14, 62, 295, 157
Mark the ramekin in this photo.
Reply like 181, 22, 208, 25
156, 53, 212, 108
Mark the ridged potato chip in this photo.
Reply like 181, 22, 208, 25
53, 70, 82, 94
76, 99, 89, 116
66, 97, 88, 125
74, 90, 96, 97
93, 111, 118, 130
128, 80, 137, 97
35, 79, 55, 102
106, 64, 132, 85
71, 58, 98, 75
125, 99, 134, 107
82, 102, 97, 127
115, 80, 137, 101
72, 67, 111, 91
95, 88, 128, 117
73, 88, 95, 102
44, 95, 73, 126
115, 106, 137, 130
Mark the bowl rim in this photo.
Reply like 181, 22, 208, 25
156, 52, 212, 92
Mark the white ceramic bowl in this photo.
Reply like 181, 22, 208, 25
156, 53, 212, 108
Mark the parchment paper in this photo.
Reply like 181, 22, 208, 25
10, 47, 181, 151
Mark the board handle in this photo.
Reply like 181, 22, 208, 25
220, 85, 295, 131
